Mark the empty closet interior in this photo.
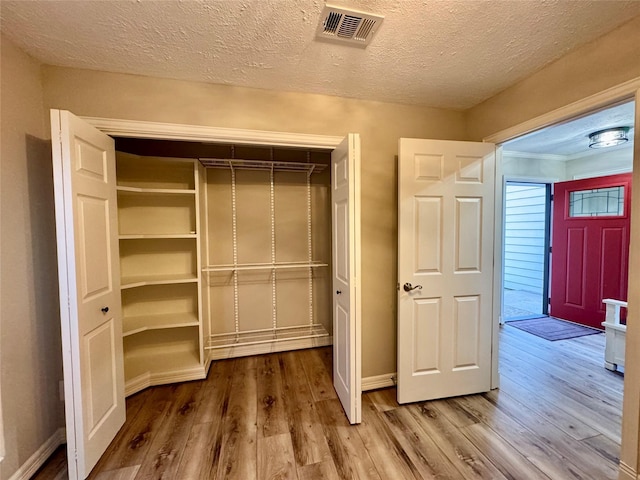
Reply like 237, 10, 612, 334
114, 138, 333, 395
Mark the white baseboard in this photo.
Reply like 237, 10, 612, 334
125, 364, 208, 397
8, 428, 66, 480
362, 372, 396, 391
618, 461, 637, 480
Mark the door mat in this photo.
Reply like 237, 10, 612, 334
506, 317, 602, 341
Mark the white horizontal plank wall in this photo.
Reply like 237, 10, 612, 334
504, 184, 546, 295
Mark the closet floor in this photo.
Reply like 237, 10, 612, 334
33, 326, 622, 479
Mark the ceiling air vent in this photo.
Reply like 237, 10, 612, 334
316, 5, 384, 47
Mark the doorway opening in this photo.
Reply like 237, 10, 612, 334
500, 100, 634, 331
494, 100, 634, 474
502, 181, 551, 322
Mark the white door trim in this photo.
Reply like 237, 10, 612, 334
81, 116, 344, 149
80, 116, 360, 415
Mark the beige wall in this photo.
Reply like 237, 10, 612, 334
42, 65, 467, 378
0, 36, 64, 478
467, 16, 640, 142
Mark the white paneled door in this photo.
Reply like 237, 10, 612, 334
397, 139, 496, 404
331, 134, 362, 424
51, 110, 125, 479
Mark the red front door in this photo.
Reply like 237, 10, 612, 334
550, 173, 631, 329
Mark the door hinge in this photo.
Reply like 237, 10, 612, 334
549, 246, 552, 253
397, 283, 400, 291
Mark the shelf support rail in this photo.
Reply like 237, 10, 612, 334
270, 163, 278, 331
230, 160, 240, 336
307, 160, 315, 328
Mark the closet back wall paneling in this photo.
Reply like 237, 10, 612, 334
205, 166, 331, 338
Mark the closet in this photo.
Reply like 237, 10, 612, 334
52, 111, 361, 478
113, 139, 333, 395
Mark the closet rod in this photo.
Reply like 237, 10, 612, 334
199, 158, 327, 173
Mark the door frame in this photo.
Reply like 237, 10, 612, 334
500, 176, 556, 324
486, 77, 640, 479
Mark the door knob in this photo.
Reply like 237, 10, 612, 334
336, 290, 342, 295
403, 283, 422, 292
101, 306, 109, 314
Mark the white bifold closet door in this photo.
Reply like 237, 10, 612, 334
331, 134, 362, 424
51, 110, 125, 480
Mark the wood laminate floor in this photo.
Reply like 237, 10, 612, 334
32, 324, 623, 479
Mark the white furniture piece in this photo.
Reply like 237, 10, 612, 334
602, 298, 627, 372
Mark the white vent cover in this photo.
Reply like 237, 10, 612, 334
316, 4, 384, 47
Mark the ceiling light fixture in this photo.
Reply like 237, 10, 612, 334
588, 127, 630, 148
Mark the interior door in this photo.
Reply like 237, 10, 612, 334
331, 134, 362, 424
397, 138, 496, 404
51, 110, 125, 479
550, 173, 631, 329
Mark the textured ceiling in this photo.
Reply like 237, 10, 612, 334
2, 0, 640, 110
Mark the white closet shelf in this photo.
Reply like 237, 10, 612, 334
199, 158, 327, 173
121, 273, 198, 290
123, 312, 200, 337
206, 324, 329, 350
202, 261, 328, 272
119, 233, 197, 240
117, 186, 196, 195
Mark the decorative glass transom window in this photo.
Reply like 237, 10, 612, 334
569, 186, 624, 217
